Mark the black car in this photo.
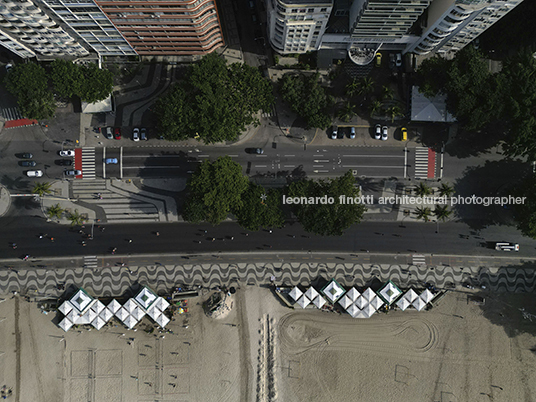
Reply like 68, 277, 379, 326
58, 159, 72, 166
21, 160, 37, 167
22, 153, 33, 159
140, 128, 147, 141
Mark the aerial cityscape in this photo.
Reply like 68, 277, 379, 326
0, 0, 536, 401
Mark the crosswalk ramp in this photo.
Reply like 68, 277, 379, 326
414, 147, 436, 179
1, 107, 23, 120
72, 179, 165, 223
81, 147, 96, 180
412, 254, 426, 266
83, 255, 98, 269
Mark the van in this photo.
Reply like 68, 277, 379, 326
495, 242, 519, 252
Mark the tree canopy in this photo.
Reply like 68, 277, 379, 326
50, 59, 83, 98
278, 72, 332, 129
156, 53, 274, 143
514, 174, 536, 239
234, 184, 285, 231
182, 156, 250, 225
4, 63, 55, 119
286, 171, 366, 236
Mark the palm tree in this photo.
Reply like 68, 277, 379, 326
386, 105, 403, 123
414, 182, 432, 196
414, 206, 432, 222
369, 100, 382, 116
382, 85, 394, 101
32, 182, 52, 197
358, 77, 375, 100
68, 209, 85, 226
438, 182, 455, 198
338, 102, 355, 122
434, 205, 451, 222
46, 203, 64, 220
345, 79, 360, 97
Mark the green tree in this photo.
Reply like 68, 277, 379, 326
357, 77, 374, 99
338, 102, 355, 123
4, 63, 55, 119
50, 59, 83, 98
414, 182, 432, 197
287, 171, 366, 236
32, 182, 52, 197
382, 85, 394, 101
234, 184, 285, 231
438, 182, 455, 197
386, 105, 403, 123
433, 205, 451, 221
414, 206, 432, 222
182, 156, 249, 225
345, 79, 360, 97
369, 100, 382, 116
279, 72, 331, 129
78, 63, 114, 103
157, 53, 274, 143
514, 174, 536, 238
46, 203, 64, 219
415, 56, 450, 98
68, 210, 85, 226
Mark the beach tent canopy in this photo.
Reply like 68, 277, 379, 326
346, 287, 360, 301
107, 299, 122, 314
354, 309, 367, 319
296, 295, 311, 309
338, 295, 353, 309
153, 297, 170, 312
115, 306, 129, 321
312, 295, 326, 309
305, 287, 319, 300
369, 295, 384, 310
321, 279, 346, 303
378, 281, 403, 305
135, 287, 158, 310
396, 297, 410, 311
123, 314, 138, 329
289, 286, 303, 301
361, 288, 376, 302
403, 289, 419, 303
355, 295, 367, 309
420, 289, 434, 304
412, 297, 426, 311
91, 316, 106, 330
69, 288, 94, 313
361, 303, 376, 318
156, 314, 170, 328
58, 300, 74, 315
131, 306, 146, 321
123, 299, 139, 313
100, 308, 114, 322
146, 305, 160, 320
90, 300, 105, 314
59, 317, 73, 331
347, 303, 359, 318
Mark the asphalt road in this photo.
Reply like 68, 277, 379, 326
1, 216, 534, 261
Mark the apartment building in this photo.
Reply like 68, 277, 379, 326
96, 0, 225, 57
267, 0, 332, 54
406, 0, 523, 55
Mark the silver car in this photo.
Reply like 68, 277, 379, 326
65, 170, 82, 176
132, 127, 140, 142
26, 170, 43, 177
382, 126, 388, 141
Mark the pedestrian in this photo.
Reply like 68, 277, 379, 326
50, 237, 55, 242
128, 239, 132, 243
230, 236, 234, 240
12, 243, 17, 249
39, 235, 43, 239
269, 229, 273, 234
156, 232, 160, 236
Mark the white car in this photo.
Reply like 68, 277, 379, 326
395, 53, 402, 68
349, 127, 356, 139
132, 127, 140, 142
382, 126, 388, 141
65, 170, 82, 176
59, 150, 75, 157
374, 124, 381, 140
26, 170, 43, 177
331, 126, 338, 139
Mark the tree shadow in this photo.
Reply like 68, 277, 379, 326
452, 158, 529, 229
445, 122, 507, 159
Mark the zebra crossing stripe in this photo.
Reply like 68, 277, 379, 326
83, 255, 98, 269
414, 147, 431, 179
82, 148, 96, 179
412, 255, 426, 265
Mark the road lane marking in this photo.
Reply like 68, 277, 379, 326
313, 160, 329, 162
342, 165, 404, 169
342, 155, 405, 158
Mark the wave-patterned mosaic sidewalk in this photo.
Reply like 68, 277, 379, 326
0, 263, 534, 298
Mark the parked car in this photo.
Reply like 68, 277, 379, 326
21, 161, 36, 167
65, 170, 82, 176
114, 127, 121, 140
5, 63, 13, 73
21, 153, 33, 159
495, 242, 519, 252
26, 170, 43, 177
58, 159, 72, 166
105, 158, 118, 164
140, 128, 147, 141
132, 127, 140, 142
375, 52, 382, 67
104, 127, 113, 140
401, 127, 408, 141
331, 126, 338, 139
396, 53, 402, 68
374, 124, 381, 140
254, 148, 264, 154
59, 150, 75, 157
349, 127, 356, 139
382, 126, 388, 141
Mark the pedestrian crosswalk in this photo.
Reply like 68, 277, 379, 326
412, 254, 426, 265
84, 255, 98, 269
261, 106, 276, 118
414, 147, 436, 179
1, 107, 23, 121
81, 147, 96, 179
